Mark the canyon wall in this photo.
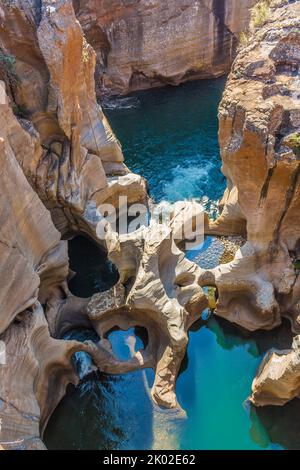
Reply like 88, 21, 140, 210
205, 0, 300, 405
73, 0, 257, 96
0, 0, 209, 448
0, 0, 146, 449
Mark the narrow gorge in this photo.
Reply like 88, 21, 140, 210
0, 0, 300, 452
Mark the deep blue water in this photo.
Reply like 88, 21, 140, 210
44, 79, 299, 450
104, 78, 226, 210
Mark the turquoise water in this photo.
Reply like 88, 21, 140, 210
44, 79, 299, 450
104, 78, 226, 208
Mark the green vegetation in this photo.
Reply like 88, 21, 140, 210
239, 0, 273, 49
250, 1, 271, 30
207, 286, 217, 311
293, 259, 300, 271
239, 31, 250, 48
285, 133, 300, 157
0, 50, 19, 86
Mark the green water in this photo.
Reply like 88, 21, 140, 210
44, 79, 299, 450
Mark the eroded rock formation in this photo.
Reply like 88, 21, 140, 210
205, 0, 300, 334
0, 0, 210, 449
251, 335, 300, 406
73, 0, 257, 96
89, 205, 208, 409
200, 0, 300, 408
0, 0, 147, 239
0, 0, 147, 450
1, 0, 299, 449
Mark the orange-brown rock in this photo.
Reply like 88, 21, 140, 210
73, 0, 257, 96
0, 0, 147, 241
0, 0, 145, 451
205, 0, 300, 334
0, 0, 212, 449
0, 306, 94, 450
250, 335, 300, 407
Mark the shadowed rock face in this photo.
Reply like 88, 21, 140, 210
1, 0, 299, 449
0, 0, 147, 237
0, 0, 147, 450
0, 0, 211, 449
206, 0, 300, 334
201, 0, 300, 407
73, 0, 256, 97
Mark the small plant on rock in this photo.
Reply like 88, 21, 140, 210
250, 0, 271, 30
284, 132, 300, 157
0, 50, 19, 87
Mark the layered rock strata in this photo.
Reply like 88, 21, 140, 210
0, 0, 143, 450
73, 0, 257, 96
205, 0, 300, 334
201, 0, 300, 407
0, 0, 147, 241
0, 0, 210, 448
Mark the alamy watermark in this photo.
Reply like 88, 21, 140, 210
93, 196, 205, 251
0, 81, 6, 105
0, 340, 6, 366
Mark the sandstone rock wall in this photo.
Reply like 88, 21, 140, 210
207, 0, 300, 334
204, 0, 300, 407
73, 0, 257, 96
0, 0, 145, 450
0, 0, 146, 238
0, 0, 208, 449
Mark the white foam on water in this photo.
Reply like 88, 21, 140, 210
101, 96, 140, 110
162, 162, 212, 202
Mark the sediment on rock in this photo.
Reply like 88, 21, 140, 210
0, 0, 147, 450
0, 1, 212, 448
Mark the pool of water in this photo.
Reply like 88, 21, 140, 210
44, 79, 300, 450
104, 78, 226, 213
44, 237, 297, 450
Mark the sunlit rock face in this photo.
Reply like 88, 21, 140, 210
205, 1, 300, 336
0, 0, 145, 450
0, 0, 146, 240
86, 203, 208, 410
73, 0, 256, 97
251, 335, 300, 407
0, 0, 211, 448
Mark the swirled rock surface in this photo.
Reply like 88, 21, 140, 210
250, 335, 300, 406
206, 0, 300, 334
0, 0, 147, 240
202, 0, 300, 410
0, 0, 211, 448
73, 0, 256, 96
0, 0, 146, 450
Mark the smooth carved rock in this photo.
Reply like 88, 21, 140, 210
0, 305, 94, 450
0, 0, 146, 450
0, 0, 147, 241
86, 209, 208, 409
0, 128, 68, 335
73, 0, 256, 96
204, 1, 300, 334
251, 335, 300, 406
0, 0, 208, 442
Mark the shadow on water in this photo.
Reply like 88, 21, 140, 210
45, 236, 155, 450
44, 235, 300, 450
250, 399, 300, 450
45, 328, 155, 450
68, 236, 119, 297
45, 78, 300, 450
